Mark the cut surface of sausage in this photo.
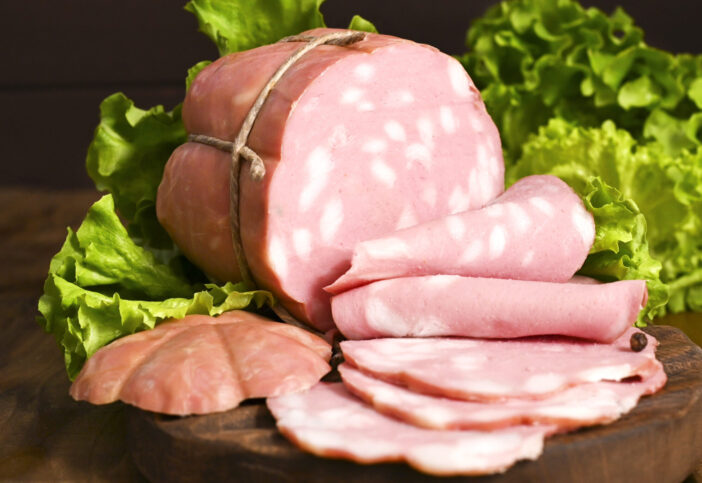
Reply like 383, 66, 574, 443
70, 311, 331, 415
340, 328, 659, 401
327, 175, 594, 294
266, 382, 552, 476
339, 361, 666, 431
157, 29, 504, 331
331, 275, 648, 342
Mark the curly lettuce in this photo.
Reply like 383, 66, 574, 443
510, 119, 701, 315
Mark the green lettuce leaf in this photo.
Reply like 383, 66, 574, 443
509, 118, 702, 316
461, 0, 702, 164
38, 195, 275, 379
184, 0, 326, 56
85, 93, 187, 252
577, 178, 669, 323
348, 15, 378, 33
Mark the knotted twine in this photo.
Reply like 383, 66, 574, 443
188, 31, 366, 331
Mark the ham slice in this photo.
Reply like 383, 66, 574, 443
339, 361, 666, 431
157, 28, 504, 332
331, 275, 648, 342
340, 328, 659, 401
70, 311, 331, 415
326, 175, 594, 294
266, 382, 553, 476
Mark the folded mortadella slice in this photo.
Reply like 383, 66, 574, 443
70, 311, 331, 415
267, 382, 553, 476
340, 328, 660, 401
331, 275, 647, 341
326, 175, 594, 294
339, 362, 667, 431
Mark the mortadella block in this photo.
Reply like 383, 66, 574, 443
157, 29, 504, 332
331, 275, 647, 341
326, 175, 594, 294
267, 382, 553, 476
340, 328, 660, 401
70, 311, 331, 415
339, 362, 666, 431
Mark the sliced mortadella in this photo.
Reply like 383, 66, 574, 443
266, 382, 553, 476
157, 29, 504, 332
340, 328, 660, 401
70, 311, 331, 415
326, 175, 594, 294
339, 361, 666, 431
331, 275, 648, 341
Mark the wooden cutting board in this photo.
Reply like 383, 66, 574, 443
127, 325, 702, 483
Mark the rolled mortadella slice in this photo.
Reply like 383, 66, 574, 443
326, 175, 594, 294
331, 275, 648, 341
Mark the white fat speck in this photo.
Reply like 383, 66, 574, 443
523, 374, 565, 394
447, 58, 471, 98
488, 225, 507, 259
425, 275, 457, 288
417, 117, 434, 150
292, 229, 312, 260
578, 364, 633, 382
460, 240, 483, 263
422, 185, 437, 207
371, 158, 397, 187
521, 250, 534, 267
468, 170, 480, 200
364, 297, 409, 337
364, 237, 410, 259
529, 197, 555, 217
445, 215, 466, 240
412, 315, 447, 337
405, 143, 432, 169
328, 125, 349, 147
484, 204, 504, 218
572, 207, 595, 246
439, 106, 457, 133
505, 203, 531, 234
387, 89, 415, 107
451, 354, 486, 369
384, 120, 406, 141
477, 144, 489, 168
448, 185, 472, 214
362, 139, 387, 154
268, 236, 288, 278
469, 114, 484, 133
396, 205, 418, 230
479, 170, 494, 204
340, 87, 364, 104
358, 101, 375, 112
298, 147, 333, 212
320, 198, 343, 243
354, 63, 375, 82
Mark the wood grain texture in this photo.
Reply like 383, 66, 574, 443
127, 325, 702, 483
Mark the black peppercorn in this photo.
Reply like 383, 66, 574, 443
630, 332, 648, 352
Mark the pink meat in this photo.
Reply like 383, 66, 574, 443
340, 328, 660, 401
339, 361, 666, 431
331, 275, 647, 342
157, 28, 504, 332
70, 311, 331, 415
327, 175, 594, 294
266, 382, 552, 476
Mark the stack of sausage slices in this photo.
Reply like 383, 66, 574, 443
267, 174, 666, 476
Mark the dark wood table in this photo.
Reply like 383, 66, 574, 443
1, 188, 700, 482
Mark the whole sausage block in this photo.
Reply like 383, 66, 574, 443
157, 28, 504, 331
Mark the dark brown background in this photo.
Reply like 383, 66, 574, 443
1, 0, 701, 190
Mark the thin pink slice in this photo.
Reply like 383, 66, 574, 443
340, 328, 659, 401
267, 382, 553, 476
339, 361, 666, 431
